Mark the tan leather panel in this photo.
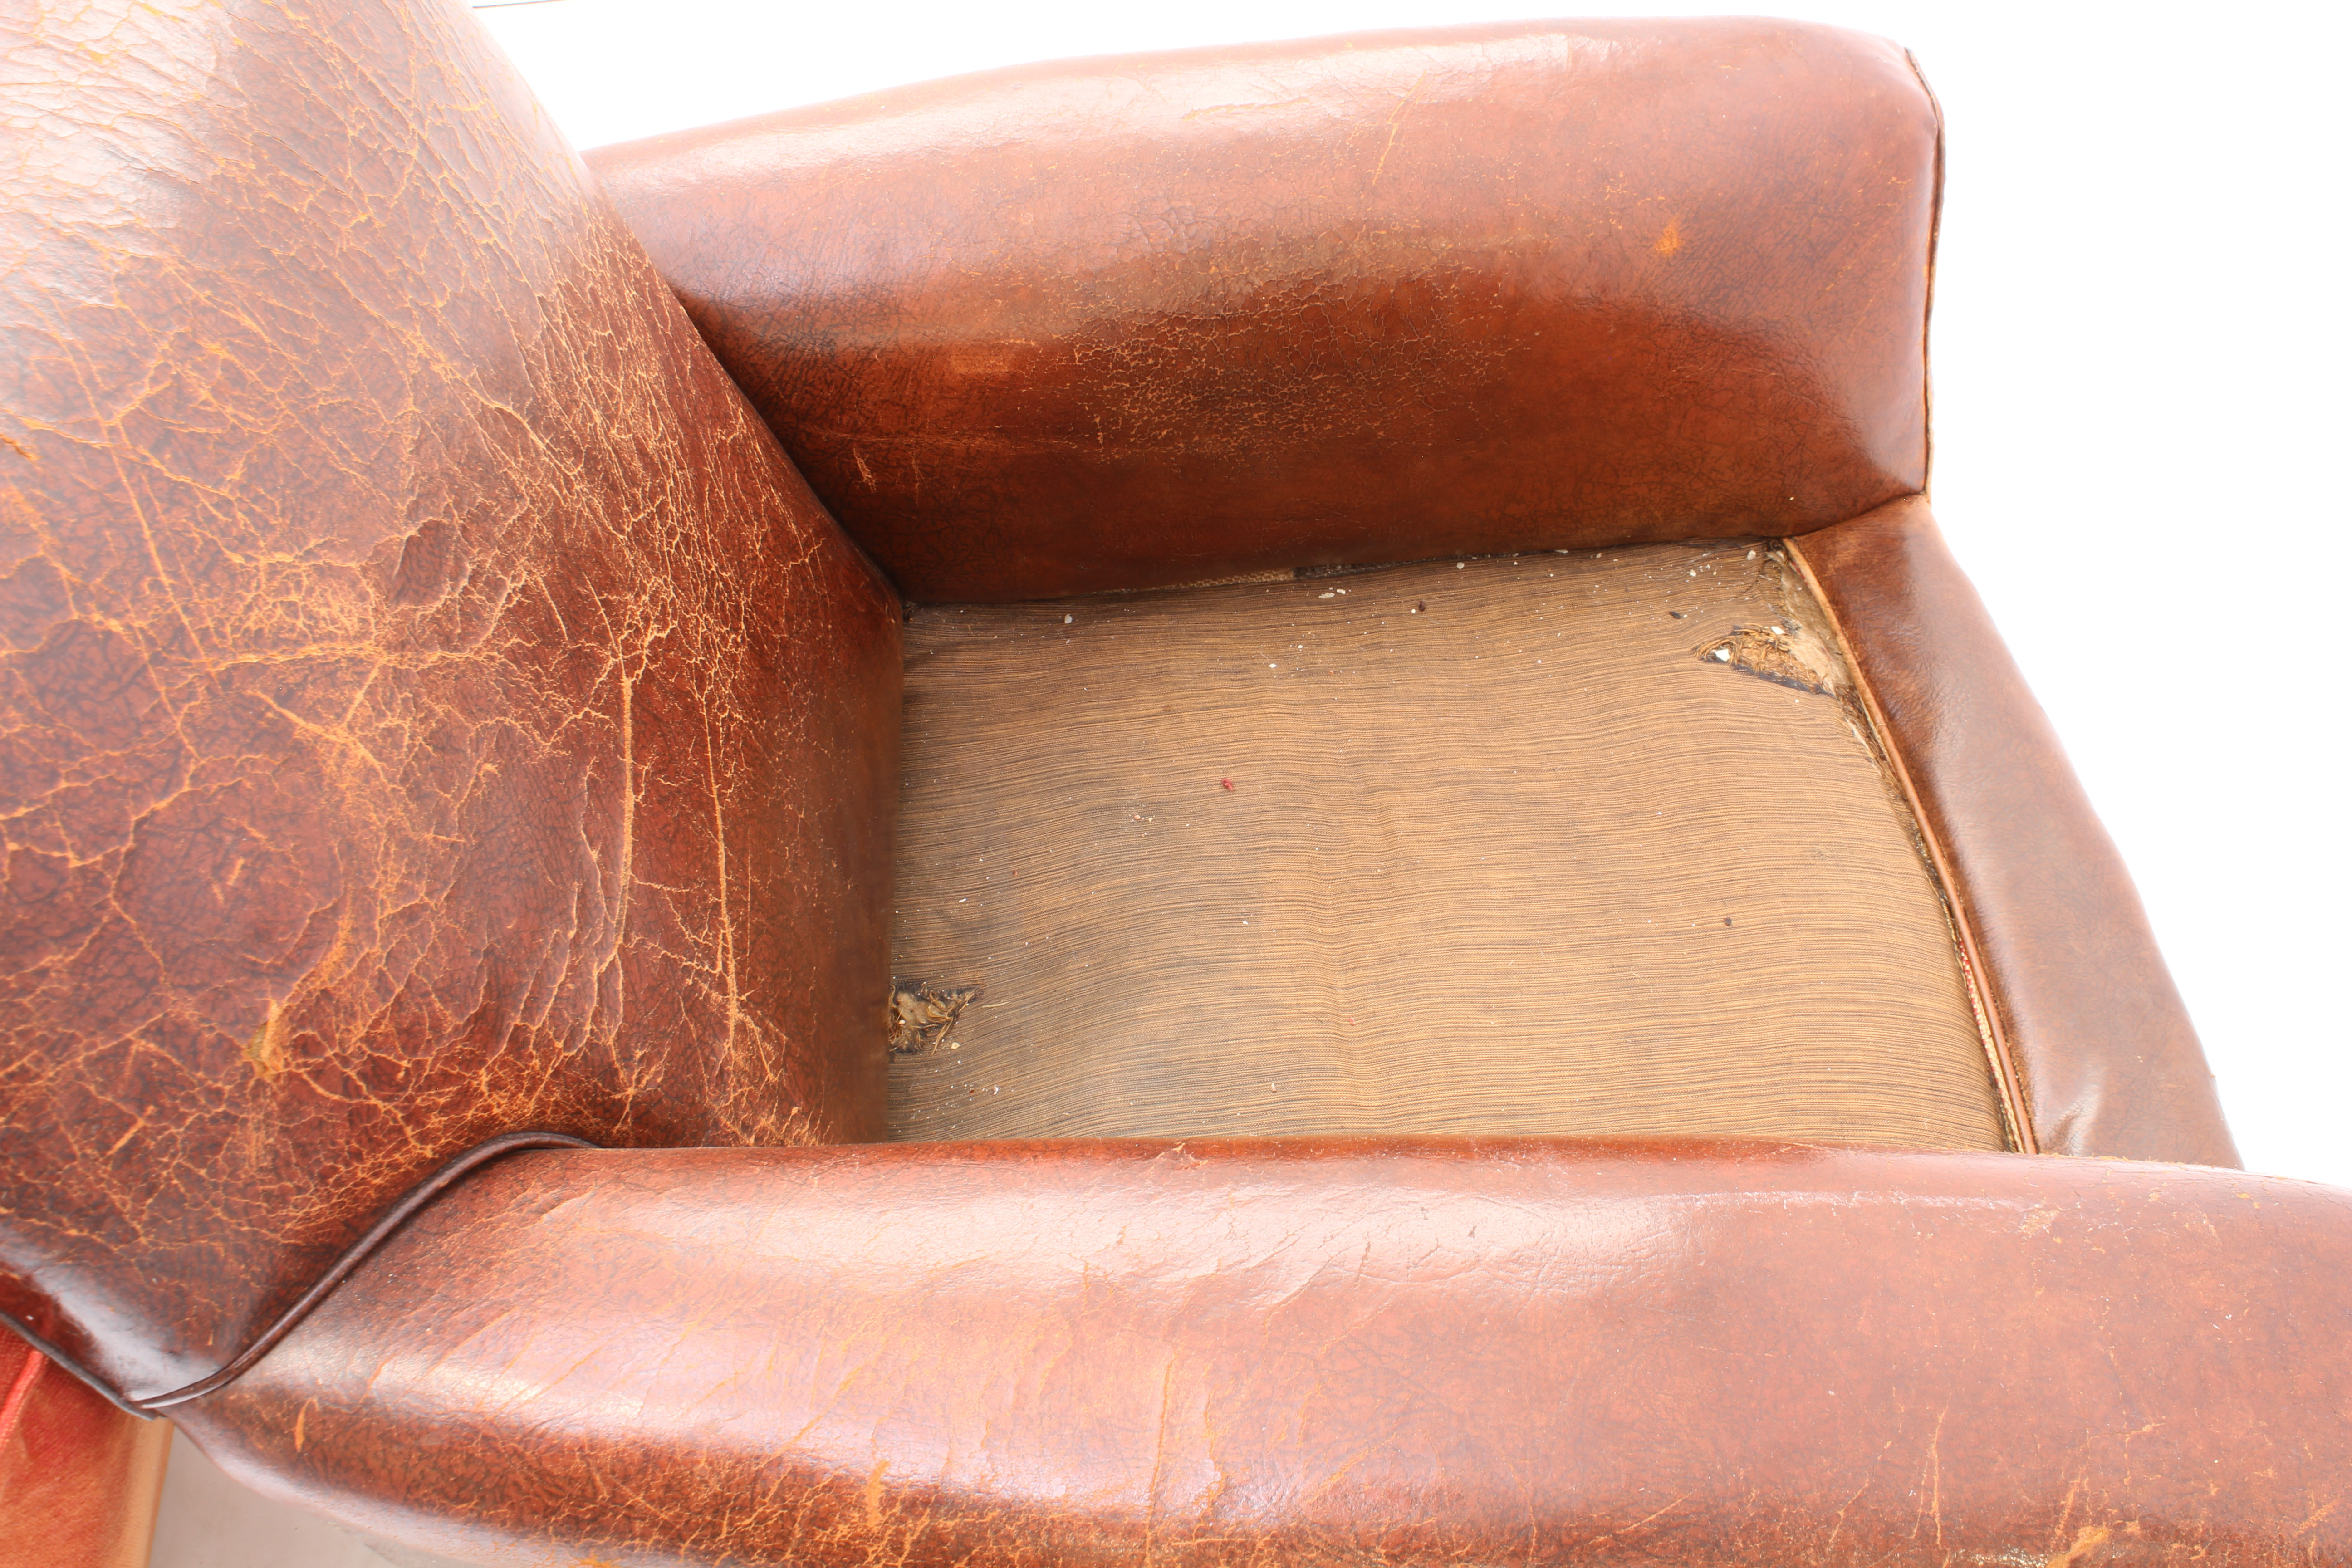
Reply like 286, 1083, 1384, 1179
889, 544, 2005, 1148
0, 0, 900, 1403
177, 1142, 2352, 1567
590, 20, 1937, 601
1790, 498, 2239, 1164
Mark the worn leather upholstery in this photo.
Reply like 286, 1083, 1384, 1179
0, 0, 900, 1406
589, 20, 1940, 601
1, 1, 2319, 1564
1790, 498, 2239, 1166
176, 1142, 2351, 1567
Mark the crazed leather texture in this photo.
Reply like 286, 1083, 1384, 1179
178, 1141, 2351, 1568
0, 1333, 170, 1568
1788, 499, 2238, 1166
0, 0, 902, 1404
589, 20, 1938, 601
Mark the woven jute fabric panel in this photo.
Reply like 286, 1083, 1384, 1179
889, 542, 2006, 1149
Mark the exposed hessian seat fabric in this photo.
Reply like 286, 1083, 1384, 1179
889, 544, 2006, 1149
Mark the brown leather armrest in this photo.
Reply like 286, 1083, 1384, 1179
589, 20, 1939, 600
180, 1140, 2348, 1566
1791, 499, 2239, 1166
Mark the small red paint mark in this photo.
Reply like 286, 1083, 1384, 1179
1220, 778, 1235, 791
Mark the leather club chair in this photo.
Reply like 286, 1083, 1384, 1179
2, 2, 2344, 1564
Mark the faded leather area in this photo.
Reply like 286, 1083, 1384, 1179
0, 0, 901, 1401
179, 1141, 2351, 1567
590, 20, 1936, 601
1789, 499, 2238, 1165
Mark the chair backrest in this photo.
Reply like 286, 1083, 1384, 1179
0, 0, 899, 1404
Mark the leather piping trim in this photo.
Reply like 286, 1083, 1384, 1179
1782, 531, 2040, 1154
107, 1131, 599, 1414
1906, 47, 1944, 492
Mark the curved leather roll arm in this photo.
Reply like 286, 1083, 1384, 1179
588, 20, 1939, 600
1790, 499, 2239, 1168
177, 1139, 2348, 1566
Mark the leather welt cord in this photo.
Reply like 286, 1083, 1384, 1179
5, 1131, 598, 1418
1779, 532, 2038, 1155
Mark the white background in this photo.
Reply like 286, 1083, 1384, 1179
155, 1, 2345, 1562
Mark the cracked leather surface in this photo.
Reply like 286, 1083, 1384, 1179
177, 1140, 2351, 1567
589, 19, 1939, 602
1791, 499, 2239, 1166
0, 0, 901, 1401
